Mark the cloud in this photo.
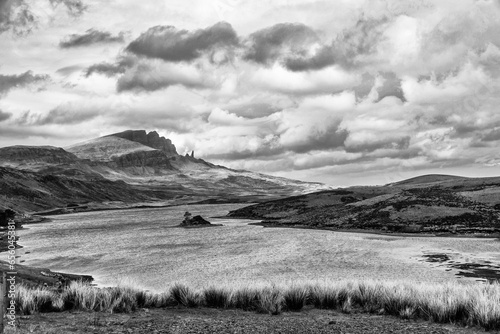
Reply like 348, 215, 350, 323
346, 135, 411, 153
0, 0, 86, 35
282, 122, 348, 154
376, 72, 406, 102
283, 46, 336, 71
481, 128, 500, 142
251, 64, 359, 95
85, 56, 137, 77
353, 72, 376, 101
56, 65, 84, 76
0, 109, 12, 122
0, 71, 49, 95
126, 21, 239, 62
0, 0, 36, 35
332, 16, 390, 68
48, 0, 87, 17
116, 59, 214, 92
33, 104, 100, 125
244, 22, 319, 64
59, 29, 125, 48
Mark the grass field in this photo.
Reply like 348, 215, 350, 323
15, 280, 500, 331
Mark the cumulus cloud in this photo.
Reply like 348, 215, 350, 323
5, 1, 500, 185
0, 71, 49, 95
126, 22, 239, 62
59, 29, 125, 48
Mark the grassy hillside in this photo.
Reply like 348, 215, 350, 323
228, 175, 500, 235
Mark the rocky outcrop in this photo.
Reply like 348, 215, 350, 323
108, 130, 178, 156
0, 146, 79, 164
180, 212, 214, 227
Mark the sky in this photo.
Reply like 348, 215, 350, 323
1, 0, 500, 186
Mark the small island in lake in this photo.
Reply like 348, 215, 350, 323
179, 211, 222, 228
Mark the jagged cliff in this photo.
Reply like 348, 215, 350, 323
107, 130, 178, 156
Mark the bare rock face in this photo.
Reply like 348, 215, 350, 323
110, 150, 174, 169
109, 130, 178, 156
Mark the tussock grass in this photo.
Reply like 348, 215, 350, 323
282, 285, 308, 311
203, 287, 231, 308
170, 283, 200, 307
15, 279, 500, 330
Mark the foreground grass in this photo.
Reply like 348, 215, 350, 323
16, 280, 500, 331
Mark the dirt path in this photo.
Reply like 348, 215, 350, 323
9, 307, 489, 334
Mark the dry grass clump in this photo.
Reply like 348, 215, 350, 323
14, 279, 500, 330
169, 283, 200, 307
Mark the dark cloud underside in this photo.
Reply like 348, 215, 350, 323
377, 72, 406, 102
346, 136, 411, 153
85, 56, 136, 77
126, 22, 238, 62
0, 71, 49, 94
286, 123, 348, 154
0, 109, 12, 122
284, 46, 336, 71
244, 22, 319, 65
60, 28, 125, 48
481, 129, 500, 142
34, 105, 99, 125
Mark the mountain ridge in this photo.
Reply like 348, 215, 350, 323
0, 130, 332, 213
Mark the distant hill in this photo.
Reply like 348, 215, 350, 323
0, 130, 330, 213
228, 175, 500, 235
389, 174, 468, 186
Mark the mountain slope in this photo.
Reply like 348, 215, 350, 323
66, 136, 157, 161
228, 176, 500, 235
0, 130, 331, 213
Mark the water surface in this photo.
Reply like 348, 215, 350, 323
15, 204, 500, 291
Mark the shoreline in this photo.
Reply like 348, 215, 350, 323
27, 201, 256, 220
246, 221, 500, 239
0, 260, 93, 287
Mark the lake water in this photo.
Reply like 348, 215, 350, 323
14, 204, 500, 291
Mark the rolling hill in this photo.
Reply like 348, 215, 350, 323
0, 130, 330, 213
227, 174, 500, 235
